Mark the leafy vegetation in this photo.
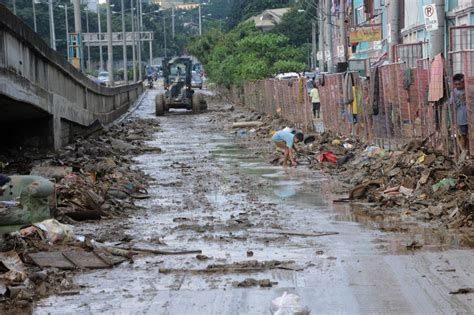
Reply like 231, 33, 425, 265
188, 22, 308, 87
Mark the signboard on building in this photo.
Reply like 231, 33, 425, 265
176, 3, 200, 10
316, 51, 323, 61
423, 4, 439, 31
349, 24, 382, 43
337, 46, 345, 58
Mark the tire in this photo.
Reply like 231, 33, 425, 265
192, 94, 201, 114
200, 99, 208, 111
155, 94, 164, 116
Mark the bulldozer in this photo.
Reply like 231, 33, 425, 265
155, 57, 207, 116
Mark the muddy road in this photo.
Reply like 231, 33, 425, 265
35, 89, 474, 314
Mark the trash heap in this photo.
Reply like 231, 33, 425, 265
1, 118, 161, 311
31, 118, 161, 222
296, 133, 473, 230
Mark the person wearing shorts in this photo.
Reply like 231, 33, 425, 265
271, 129, 304, 167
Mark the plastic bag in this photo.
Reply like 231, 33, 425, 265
34, 219, 75, 244
271, 292, 310, 315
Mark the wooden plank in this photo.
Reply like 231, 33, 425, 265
248, 229, 339, 237
28, 252, 75, 270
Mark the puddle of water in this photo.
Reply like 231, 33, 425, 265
213, 140, 472, 253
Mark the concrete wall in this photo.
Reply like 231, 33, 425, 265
0, 4, 143, 149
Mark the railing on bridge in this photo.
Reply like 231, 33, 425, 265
0, 4, 143, 149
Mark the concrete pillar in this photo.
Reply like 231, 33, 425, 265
326, 0, 334, 72
388, 0, 400, 62
319, 1, 324, 70
312, 21, 317, 70
339, 0, 348, 62
73, 0, 83, 70
430, 0, 445, 59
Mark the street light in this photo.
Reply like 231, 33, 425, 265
157, 10, 168, 58
97, 2, 103, 70
58, 4, 69, 61
48, 0, 56, 50
32, 0, 37, 32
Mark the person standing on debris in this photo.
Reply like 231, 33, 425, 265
310, 82, 321, 118
272, 129, 304, 167
452, 73, 469, 152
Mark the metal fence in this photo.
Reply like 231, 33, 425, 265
229, 48, 473, 157
243, 79, 314, 131
393, 42, 427, 68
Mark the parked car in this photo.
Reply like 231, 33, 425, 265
96, 71, 109, 86
303, 71, 316, 81
191, 71, 203, 89
275, 72, 300, 80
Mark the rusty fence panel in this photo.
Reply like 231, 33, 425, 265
232, 53, 472, 156
460, 51, 474, 154
242, 79, 314, 131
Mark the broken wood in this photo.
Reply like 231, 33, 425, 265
449, 288, 474, 295
114, 245, 202, 255
159, 264, 303, 274
248, 229, 339, 237
231, 121, 263, 129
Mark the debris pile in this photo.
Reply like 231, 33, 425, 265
33, 118, 161, 221
226, 108, 473, 232
0, 117, 161, 311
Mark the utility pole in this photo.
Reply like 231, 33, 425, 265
163, 15, 167, 58
48, 0, 56, 50
106, 0, 114, 86
339, 0, 348, 62
319, 0, 325, 71
149, 40, 153, 65
172, 6, 175, 39
312, 21, 317, 71
430, 0, 445, 59
131, 0, 136, 82
388, 0, 399, 62
86, 6, 91, 71
63, 4, 69, 62
13, 0, 16, 15
73, 0, 83, 70
137, 0, 142, 81
198, 3, 202, 36
32, 0, 37, 32
326, 0, 334, 72
98, 3, 103, 71
121, 0, 128, 83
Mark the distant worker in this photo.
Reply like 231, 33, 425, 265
272, 129, 304, 167
310, 82, 321, 118
452, 73, 469, 153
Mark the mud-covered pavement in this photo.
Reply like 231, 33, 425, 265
34, 89, 474, 314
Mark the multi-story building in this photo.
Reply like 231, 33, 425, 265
346, 0, 474, 71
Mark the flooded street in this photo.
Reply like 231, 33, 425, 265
35, 90, 474, 314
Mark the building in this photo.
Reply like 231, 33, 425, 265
151, 0, 184, 9
247, 8, 290, 32
350, 0, 386, 63
344, 0, 474, 72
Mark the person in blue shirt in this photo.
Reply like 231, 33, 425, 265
272, 129, 304, 167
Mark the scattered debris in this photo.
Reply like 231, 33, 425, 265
270, 291, 310, 315
232, 278, 276, 288
449, 288, 474, 295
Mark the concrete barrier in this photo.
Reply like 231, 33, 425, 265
0, 4, 144, 149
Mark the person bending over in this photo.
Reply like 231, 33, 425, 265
272, 129, 304, 167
